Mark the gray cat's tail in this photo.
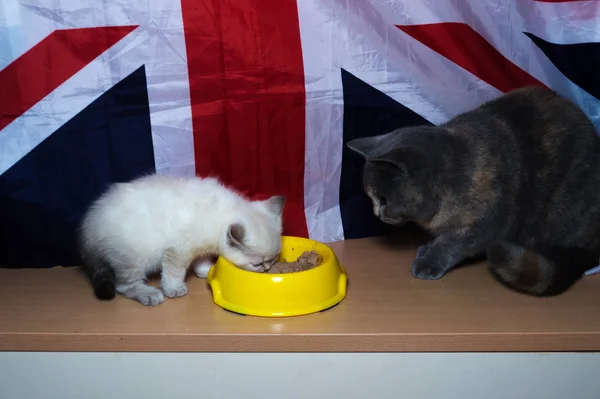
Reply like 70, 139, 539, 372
81, 248, 117, 300
487, 242, 598, 296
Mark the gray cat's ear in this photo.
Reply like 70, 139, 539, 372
371, 146, 425, 177
346, 136, 383, 159
227, 223, 246, 248
371, 158, 409, 176
262, 195, 285, 216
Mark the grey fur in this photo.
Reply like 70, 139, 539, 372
348, 86, 600, 296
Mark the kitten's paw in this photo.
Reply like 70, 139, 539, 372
411, 258, 446, 280
163, 283, 188, 298
192, 256, 217, 279
136, 289, 165, 306
416, 244, 431, 258
193, 263, 212, 279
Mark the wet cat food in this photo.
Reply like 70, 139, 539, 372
266, 250, 319, 274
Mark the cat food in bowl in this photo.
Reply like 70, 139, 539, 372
266, 250, 319, 274
207, 236, 348, 317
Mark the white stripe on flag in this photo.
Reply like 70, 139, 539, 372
298, 0, 346, 242
584, 265, 600, 277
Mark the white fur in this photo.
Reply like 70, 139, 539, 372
80, 174, 284, 306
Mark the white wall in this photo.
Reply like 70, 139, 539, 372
1, 352, 599, 399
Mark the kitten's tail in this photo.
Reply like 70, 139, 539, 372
487, 242, 598, 296
81, 248, 117, 300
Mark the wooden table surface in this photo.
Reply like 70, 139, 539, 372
1, 236, 599, 352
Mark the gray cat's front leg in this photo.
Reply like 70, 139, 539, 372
411, 228, 493, 280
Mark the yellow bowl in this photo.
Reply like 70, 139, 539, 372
207, 236, 348, 317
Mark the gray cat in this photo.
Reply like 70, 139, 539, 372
347, 86, 600, 296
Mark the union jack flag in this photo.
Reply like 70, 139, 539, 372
1, 0, 599, 268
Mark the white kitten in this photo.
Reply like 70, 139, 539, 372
79, 174, 284, 306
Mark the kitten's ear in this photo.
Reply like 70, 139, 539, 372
346, 135, 384, 159
371, 146, 426, 177
263, 195, 285, 216
227, 223, 246, 248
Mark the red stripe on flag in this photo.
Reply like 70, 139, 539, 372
182, 0, 308, 237
0, 26, 137, 131
397, 23, 547, 93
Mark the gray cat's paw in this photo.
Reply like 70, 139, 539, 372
416, 244, 431, 258
136, 289, 165, 306
163, 283, 188, 298
411, 258, 446, 280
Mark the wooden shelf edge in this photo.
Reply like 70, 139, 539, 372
2, 332, 600, 353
